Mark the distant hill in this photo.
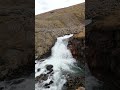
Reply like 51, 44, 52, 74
35, 3, 85, 57
36, 3, 84, 28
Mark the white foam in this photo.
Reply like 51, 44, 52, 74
35, 34, 80, 90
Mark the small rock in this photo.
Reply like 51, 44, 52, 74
44, 85, 50, 88
35, 74, 48, 81
76, 87, 85, 90
46, 65, 53, 71
44, 80, 53, 88
49, 81, 53, 84
37, 68, 40, 72
44, 83, 50, 88
47, 69, 53, 74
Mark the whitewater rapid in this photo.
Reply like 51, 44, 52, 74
35, 34, 81, 90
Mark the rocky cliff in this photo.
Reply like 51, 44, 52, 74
86, 12, 120, 89
86, 0, 120, 89
0, 1, 34, 80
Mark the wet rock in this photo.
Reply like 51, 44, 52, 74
40, 74, 48, 81
68, 37, 85, 69
66, 32, 85, 90
49, 81, 53, 84
0, 4, 34, 80
46, 65, 53, 71
35, 74, 48, 82
45, 64, 53, 76
37, 68, 40, 72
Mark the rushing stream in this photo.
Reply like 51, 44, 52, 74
35, 34, 82, 90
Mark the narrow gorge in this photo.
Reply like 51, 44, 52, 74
35, 34, 84, 90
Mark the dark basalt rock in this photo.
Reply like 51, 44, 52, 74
68, 37, 85, 69
44, 84, 50, 88
37, 68, 40, 72
47, 69, 53, 74
64, 74, 85, 90
35, 74, 48, 82
67, 35, 85, 90
86, 0, 120, 89
0, 1, 34, 80
44, 81, 53, 88
49, 81, 53, 84
46, 65, 53, 71
86, 13, 120, 89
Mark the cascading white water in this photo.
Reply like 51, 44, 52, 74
35, 34, 81, 90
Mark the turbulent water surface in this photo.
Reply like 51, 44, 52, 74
35, 34, 82, 90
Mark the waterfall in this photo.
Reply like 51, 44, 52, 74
35, 34, 81, 90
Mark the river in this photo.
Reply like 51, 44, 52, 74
35, 34, 83, 90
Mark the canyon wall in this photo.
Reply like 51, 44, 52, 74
0, 1, 34, 80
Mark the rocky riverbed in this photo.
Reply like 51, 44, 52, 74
35, 34, 85, 90
86, 0, 120, 89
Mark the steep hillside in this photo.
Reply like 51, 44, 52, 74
86, 0, 120, 89
35, 3, 85, 58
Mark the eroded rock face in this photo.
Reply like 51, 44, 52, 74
35, 3, 85, 58
86, 0, 120, 19
86, 13, 120, 89
0, 2, 34, 80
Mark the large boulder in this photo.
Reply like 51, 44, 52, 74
85, 0, 120, 89
86, 0, 120, 19
86, 11, 120, 90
